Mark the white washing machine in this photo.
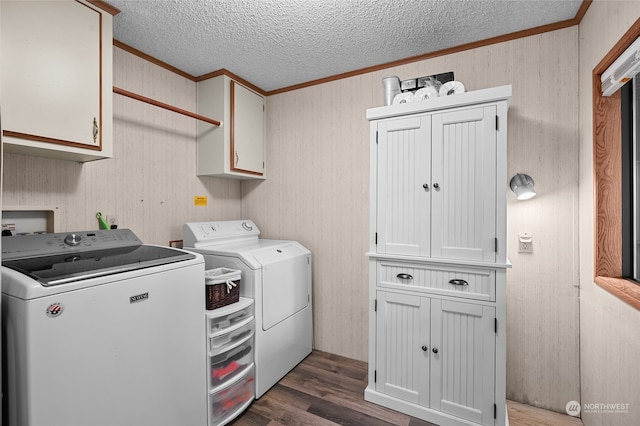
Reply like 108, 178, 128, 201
1, 229, 208, 426
183, 220, 313, 398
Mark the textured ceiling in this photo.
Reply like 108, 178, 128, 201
107, 0, 583, 92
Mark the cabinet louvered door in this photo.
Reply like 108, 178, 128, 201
431, 106, 497, 262
375, 291, 430, 406
376, 115, 431, 256
430, 299, 495, 425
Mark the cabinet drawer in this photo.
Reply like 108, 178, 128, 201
206, 297, 254, 334
377, 261, 495, 301
209, 363, 255, 425
210, 334, 254, 388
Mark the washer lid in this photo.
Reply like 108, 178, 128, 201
2, 245, 196, 286
1, 229, 196, 286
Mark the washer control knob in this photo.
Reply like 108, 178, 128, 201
242, 221, 253, 231
64, 233, 82, 246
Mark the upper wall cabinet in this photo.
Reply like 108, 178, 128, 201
197, 75, 266, 180
1, 0, 113, 162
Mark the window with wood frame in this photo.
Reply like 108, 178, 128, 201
593, 18, 640, 309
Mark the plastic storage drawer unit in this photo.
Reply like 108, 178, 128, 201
204, 297, 255, 426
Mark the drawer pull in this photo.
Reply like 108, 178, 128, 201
449, 279, 469, 286
396, 273, 413, 280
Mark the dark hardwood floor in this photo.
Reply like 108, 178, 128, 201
229, 350, 582, 426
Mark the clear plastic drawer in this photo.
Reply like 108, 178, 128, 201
210, 333, 254, 389
206, 297, 254, 334
209, 318, 254, 354
209, 364, 255, 424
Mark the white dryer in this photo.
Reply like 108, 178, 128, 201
183, 220, 313, 398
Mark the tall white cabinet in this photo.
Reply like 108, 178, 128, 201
365, 85, 511, 426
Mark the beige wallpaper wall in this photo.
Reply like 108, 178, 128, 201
2, 47, 242, 244
2, 28, 584, 415
242, 28, 581, 413
579, 2, 640, 425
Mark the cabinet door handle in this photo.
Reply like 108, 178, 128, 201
421, 345, 428, 352
92, 117, 99, 143
432, 347, 438, 354
396, 273, 413, 280
422, 183, 429, 191
235, 151, 239, 166
449, 279, 468, 286
433, 183, 440, 190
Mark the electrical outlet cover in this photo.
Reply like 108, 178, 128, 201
518, 233, 533, 253
518, 241, 533, 253
106, 214, 118, 226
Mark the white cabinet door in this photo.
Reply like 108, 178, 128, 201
375, 105, 498, 262
376, 115, 431, 256
376, 290, 496, 422
231, 81, 265, 176
375, 291, 430, 406
431, 106, 497, 262
1, 0, 112, 161
430, 299, 496, 425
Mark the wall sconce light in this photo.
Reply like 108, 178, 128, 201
510, 173, 536, 200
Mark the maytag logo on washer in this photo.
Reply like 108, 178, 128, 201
130, 292, 149, 304
45, 302, 64, 318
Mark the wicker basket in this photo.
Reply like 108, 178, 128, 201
205, 268, 241, 310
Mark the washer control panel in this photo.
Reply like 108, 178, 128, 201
1, 229, 142, 260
